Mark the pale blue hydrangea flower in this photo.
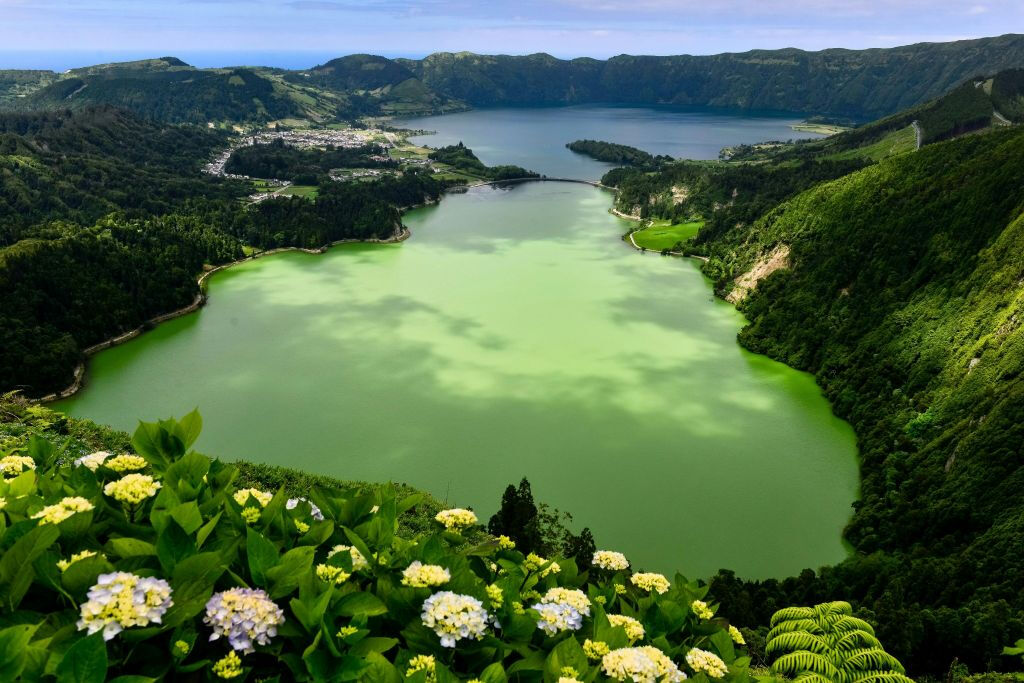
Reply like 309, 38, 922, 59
204, 588, 285, 654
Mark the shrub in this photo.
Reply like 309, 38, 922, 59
0, 410, 753, 681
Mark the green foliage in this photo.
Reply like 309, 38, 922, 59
0, 408, 753, 681
767, 602, 911, 683
225, 138, 395, 182
427, 142, 538, 180
566, 140, 668, 167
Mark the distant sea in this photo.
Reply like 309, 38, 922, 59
0, 50, 427, 72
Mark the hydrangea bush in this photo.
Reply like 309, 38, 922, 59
0, 411, 753, 681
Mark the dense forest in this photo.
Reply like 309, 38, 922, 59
0, 108, 446, 396
224, 138, 395, 183
427, 142, 538, 180
566, 139, 667, 167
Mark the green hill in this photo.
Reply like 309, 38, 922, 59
402, 35, 1024, 120
694, 127, 1024, 674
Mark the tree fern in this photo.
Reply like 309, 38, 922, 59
767, 618, 824, 640
771, 606, 818, 626
773, 651, 843, 680
767, 602, 912, 683
766, 631, 831, 655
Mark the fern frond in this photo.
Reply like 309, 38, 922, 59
794, 672, 836, 683
768, 619, 824, 640
848, 671, 915, 683
831, 616, 876, 635
833, 631, 882, 652
814, 601, 853, 617
842, 648, 906, 673
772, 651, 842, 681
771, 607, 817, 627
766, 631, 829, 655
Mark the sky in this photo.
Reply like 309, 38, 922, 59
1, 0, 1022, 70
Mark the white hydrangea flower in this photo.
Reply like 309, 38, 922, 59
603, 646, 686, 683
401, 561, 451, 588
539, 587, 591, 616
32, 496, 94, 524
630, 572, 671, 594
77, 572, 173, 640
73, 451, 109, 471
0, 454, 36, 479
691, 600, 714, 620
608, 614, 645, 641
420, 591, 490, 647
204, 587, 285, 654
434, 508, 478, 531
685, 648, 727, 678
593, 550, 630, 571
532, 601, 585, 635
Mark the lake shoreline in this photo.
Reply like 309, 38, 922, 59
35, 227, 412, 404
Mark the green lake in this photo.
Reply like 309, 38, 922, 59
56, 180, 858, 579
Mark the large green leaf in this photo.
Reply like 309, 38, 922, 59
157, 518, 196, 574
0, 623, 40, 680
56, 633, 107, 683
247, 527, 280, 586
543, 635, 588, 683
336, 591, 388, 617
266, 546, 315, 599
0, 524, 59, 609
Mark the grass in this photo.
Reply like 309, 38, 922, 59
792, 122, 851, 136
278, 185, 319, 199
826, 125, 918, 162
632, 220, 704, 251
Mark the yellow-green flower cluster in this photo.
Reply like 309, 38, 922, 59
614, 584, 627, 595
327, 544, 368, 571
294, 519, 310, 534
608, 614, 646, 641
316, 564, 351, 584
434, 507, 478, 531
497, 535, 516, 549
173, 640, 190, 657
241, 507, 261, 524
406, 654, 437, 682
337, 625, 359, 638
691, 600, 714, 620
212, 651, 243, 679
602, 646, 686, 683
686, 647, 728, 678
73, 451, 110, 471
728, 625, 745, 645
401, 561, 451, 588
57, 549, 99, 572
524, 552, 561, 576
233, 488, 272, 507
593, 550, 630, 571
104, 474, 161, 505
77, 572, 173, 640
32, 496, 93, 524
0, 454, 35, 479
561, 667, 581, 679
104, 454, 148, 472
486, 583, 504, 608
585, 639, 611, 659
420, 591, 490, 647
630, 572, 671, 595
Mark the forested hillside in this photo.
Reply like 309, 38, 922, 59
0, 108, 446, 397
691, 128, 1024, 675
5, 34, 1024, 125
402, 34, 1024, 120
